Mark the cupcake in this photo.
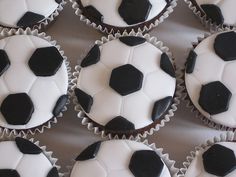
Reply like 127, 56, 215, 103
0, 29, 69, 134
185, 0, 236, 28
69, 139, 178, 177
72, 32, 179, 138
180, 132, 236, 177
0, 0, 65, 31
70, 0, 177, 34
0, 136, 61, 177
184, 30, 236, 130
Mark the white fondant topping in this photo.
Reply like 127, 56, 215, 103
0, 35, 68, 129
80, 0, 167, 27
185, 32, 236, 128
77, 38, 176, 129
0, 0, 59, 28
196, 0, 236, 26
184, 142, 236, 177
70, 140, 171, 177
0, 141, 53, 177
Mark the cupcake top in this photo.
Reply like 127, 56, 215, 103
71, 140, 171, 177
75, 36, 176, 136
76, 0, 172, 32
0, 137, 59, 177
0, 34, 68, 130
185, 31, 236, 128
0, 0, 62, 28
191, 0, 236, 26
184, 142, 236, 177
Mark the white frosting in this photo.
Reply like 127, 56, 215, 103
77, 38, 176, 129
80, 0, 167, 27
0, 35, 68, 129
185, 32, 236, 128
0, 141, 53, 177
0, 0, 59, 28
184, 142, 236, 177
196, 0, 236, 26
70, 140, 171, 177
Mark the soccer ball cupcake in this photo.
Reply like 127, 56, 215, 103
70, 0, 177, 33
69, 140, 178, 177
184, 30, 236, 130
0, 0, 65, 31
72, 33, 179, 138
0, 30, 69, 134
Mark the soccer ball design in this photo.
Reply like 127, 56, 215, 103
79, 0, 169, 26
71, 140, 171, 177
184, 142, 236, 177
0, 137, 59, 177
75, 36, 176, 133
195, 0, 236, 26
0, 0, 61, 28
185, 31, 236, 128
0, 35, 68, 130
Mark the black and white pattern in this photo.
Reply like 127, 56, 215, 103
71, 140, 171, 177
185, 31, 236, 128
0, 35, 68, 130
75, 36, 176, 133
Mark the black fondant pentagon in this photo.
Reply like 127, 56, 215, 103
214, 31, 236, 61
203, 144, 236, 176
55, 0, 62, 4
53, 95, 68, 116
81, 45, 100, 67
105, 116, 135, 131
109, 64, 143, 96
84, 6, 103, 22
200, 4, 224, 25
0, 50, 10, 76
17, 11, 45, 27
0, 169, 20, 177
186, 50, 197, 74
47, 167, 59, 177
119, 36, 146, 46
199, 81, 232, 115
15, 137, 42, 154
152, 96, 172, 121
129, 150, 164, 177
160, 53, 175, 78
0, 93, 34, 125
28, 47, 63, 77
74, 88, 93, 113
118, 0, 152, 25
76, 141, 101, 161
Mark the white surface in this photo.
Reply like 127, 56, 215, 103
34, 0, 225, 172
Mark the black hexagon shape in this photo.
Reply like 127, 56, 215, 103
104, 116, 135, 131
47, 167, 59, 177
17, 11, 45, 27
129, 150, 164, 177
118, 0, 152, 25
200, 4, 224, 25
81, 45, 100, 67
119, 36, 146, 46
0, 93, 34, 125
0, 49, 10, 76
76, 141, 101, 161
28, 46, 63, 77
15, 137, 42, 154
84, 6, 104, 23
109, 64, 143, 96
0, 169, 20, 177
203, 144, 236, 176
214, 31, 236, 61
199, 81, 232, 115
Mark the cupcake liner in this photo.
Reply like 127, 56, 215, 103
184, 0, 236, 31
0, 27, 72, 135
70, 0, 177, 34
71, 31, 183, 139
179, 131, 235, 177
0, 132, 63, 176
0, 0, 66, 32
182, 29, 236, 131
65, 138, 179, 177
